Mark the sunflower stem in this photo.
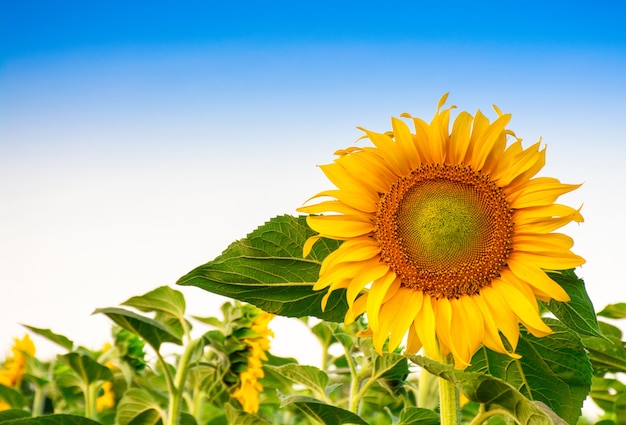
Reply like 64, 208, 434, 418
438, 354, 460, 425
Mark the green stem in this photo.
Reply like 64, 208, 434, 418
438, 355, 460, 425
343, 344, 360, 413
31, 386, 44, 417
166, 338, 202, 425
468, 405, 518, 425
84, 383, 98, 420
418, 365, 435, 408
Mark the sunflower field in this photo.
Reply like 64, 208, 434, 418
2, 98, 626, 425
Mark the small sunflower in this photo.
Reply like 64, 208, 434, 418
298, 95, 584, 368
231, 310, 274, 413
0, 334, 35, 388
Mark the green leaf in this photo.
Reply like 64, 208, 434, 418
0, 410, 30, 422
468, 319, 592, 425
223, 403, 270, 425
598, 303, 626, 319
123, 286, 186, 317
57, 353, 114, 386
115, 388, 165, 425
122, 286, 188, 339
583, 324, 626, 374
0, 415, 102, 425
20, 325, 74, 350
616, 393, 626, 425
397, 407, 440, 425
0, 385, 24, 410
177, 215, 348, 322
281, 395, 369, 425
267, 364, 329, 398
590, 376, 626, 413
408, 355, 554, 425
545, 270, 603, 338
93, 307, 182, 351
373, 352, 409, 381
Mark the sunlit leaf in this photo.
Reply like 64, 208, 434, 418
397, 407, 440, 425
0, 410, 30, 422
115, 388, 164, 425
281, 395, 369, 425
0, 415, 102, 425
177, 215, 348, 322
408, 355, 554, 425
598, 303, 626, 319
267, 364, 329, 399
122, 286, 188, 338
93, 307, 182, 350
590, 376, 626, 413
57, 353, 113, 386
0, 386, 24, 411
583, 321, 626, 375
468, 319, 592, 424
20, 325, 74, 351
545, 270, 603, 338
223, 403, 271, 425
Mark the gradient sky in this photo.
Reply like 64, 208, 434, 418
1, 1, 626, 365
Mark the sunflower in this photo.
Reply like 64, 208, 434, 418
231, 310, 274, 413
0, 334, 35, 388
298, 94, 584, 369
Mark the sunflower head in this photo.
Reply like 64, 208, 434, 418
298, 94, 584, 368
0, 334, 35, 387
229, 306, 275, 413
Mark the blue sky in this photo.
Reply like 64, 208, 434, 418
1, 1, 626, 367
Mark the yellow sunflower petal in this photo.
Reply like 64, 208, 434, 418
306, 215, 373, 239
491, 280, 553, 337
506, 258, 570, 302
366, 272, 399, 335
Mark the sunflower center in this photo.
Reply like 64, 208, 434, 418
374, 164, 514, 299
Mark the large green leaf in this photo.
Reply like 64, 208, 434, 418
281, 395, 369, 425
115, 388, 164, 425
223, 404, 270, 425
93, 307, 182, 351
598, 303, 626, 319
57, 353, 113, 387
0, 410, 30, 422
467, 319, 592, 424
122, 286, 188, 339
0, 386, 24, 410
582, 322, 626, 374
177, 215, 348, 322
545, 270, 603, 338
20, 325, 74, 351
0, 415, 102, 425
266, 364, 329, 399
408, 355, 554, 425
397, 407, 440, 425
